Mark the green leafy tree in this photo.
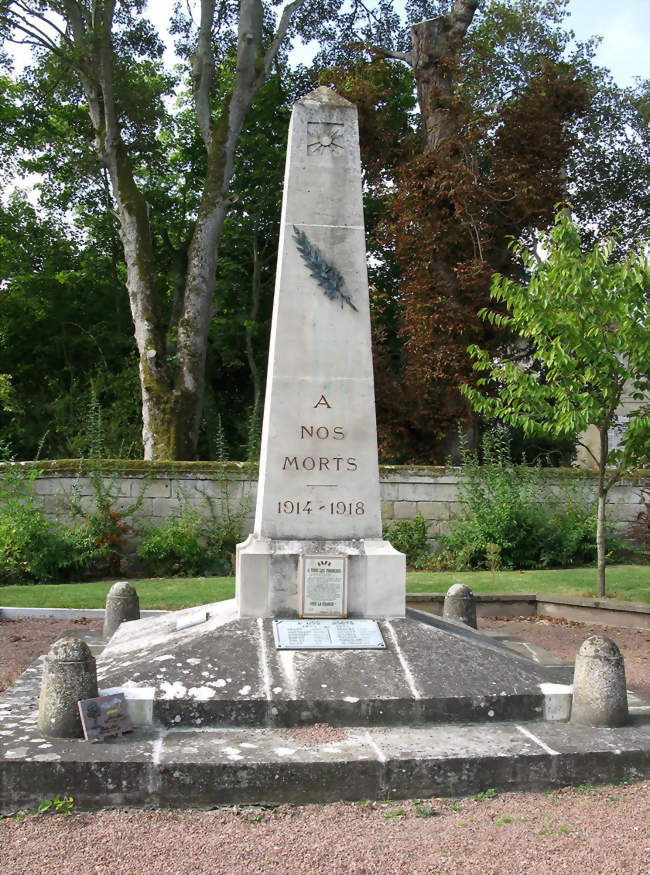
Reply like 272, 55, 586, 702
323, 0, 597, 461
0, 192, 140, 457
0, 61, 298, 459
462, 211, 650, 596
320, 1, 649, 463
0, 0, 346, 460
569, 73, 650, 250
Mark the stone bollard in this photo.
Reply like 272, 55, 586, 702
571, 635, 629, 727
103, 580, 140, 641
38, 637, 98, 738
443, 583, 477, 629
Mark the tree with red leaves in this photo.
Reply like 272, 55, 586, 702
326, 0, 591, 462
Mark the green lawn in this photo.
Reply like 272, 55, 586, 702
0, 578, 235, 610
0, 564, 648, 609
407, 565, 650, 604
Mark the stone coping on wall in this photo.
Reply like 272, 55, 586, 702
534, 596, 650, 631
406, 592, 649, 613
5, 459, 650, 482
535, 593, 650, 614
2, 459, 259, 477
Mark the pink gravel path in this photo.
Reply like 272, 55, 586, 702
1, 784, 648, 874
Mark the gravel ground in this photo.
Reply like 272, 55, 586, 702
0, 613, 648, 874
0, 616, 104, 692
1, 784, 649, 875
479, 615, 650, 701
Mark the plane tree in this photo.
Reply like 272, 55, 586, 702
0, 0, 341, 459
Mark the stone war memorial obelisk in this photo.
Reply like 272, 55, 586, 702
236, 86, 405, 619
8, 86, 636, 817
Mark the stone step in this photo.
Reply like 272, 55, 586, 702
1, 605, 648, 812
95, 603, 574, 729
1, 692, 648, 812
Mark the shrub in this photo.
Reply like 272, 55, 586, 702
382, 512, 431, 566
139, 417, 252, 577
137, 509, 232, 577
0, 509, 79, 584
439, 428, 622, 570
0, 442, 79, 584
136, 435, 246, 579
75, 499, 134, 577
137, 511, 208, 576
63, 389, 147, 576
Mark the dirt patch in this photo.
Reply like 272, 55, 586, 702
0, 616, 103, 692
272, 723, 350, 744
479, 615, 650, 701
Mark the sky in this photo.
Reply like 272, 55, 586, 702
286, 0, 650, 87
7, 1, 650, 88
563, 0, 650, 86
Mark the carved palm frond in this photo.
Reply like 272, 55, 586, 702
292, 226, 358, 312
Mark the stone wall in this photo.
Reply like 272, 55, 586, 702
23, 461, 649, 548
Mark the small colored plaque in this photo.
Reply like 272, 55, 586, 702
78, 692, 133, 742
299, 555, 347, 618
273, 619, 385, 650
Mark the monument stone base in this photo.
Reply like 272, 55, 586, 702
236, 534, 405, 618
94, 600, 575, 729
1, 602, 648, 813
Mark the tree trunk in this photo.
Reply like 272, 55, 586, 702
101, 168, 124, 331
245, 232, 263, 406
410, 1, 479, 151
596, 486, 606, 598
85, 7, 176, 460
409, 2, 481, 460
105, 144, 174, 460
596, 426, 609, 598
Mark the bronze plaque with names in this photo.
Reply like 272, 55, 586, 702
273, 618, 385, 650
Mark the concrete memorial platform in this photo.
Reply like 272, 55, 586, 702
0, 613, 648, 812
92, 602, 577, 729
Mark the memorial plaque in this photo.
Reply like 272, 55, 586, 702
273, 618, 385, 650
78, 692, 133, 742
300, 555, 347, 618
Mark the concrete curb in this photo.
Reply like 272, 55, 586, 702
0, 607, 167, 621
406, 593, 650, 630
2, 725, 649, 812
3, 594, 648, 628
